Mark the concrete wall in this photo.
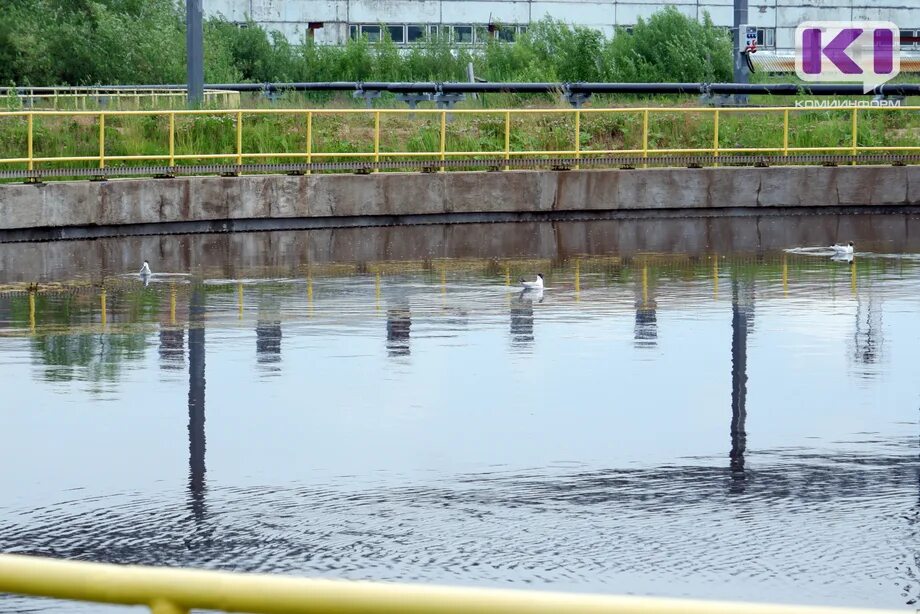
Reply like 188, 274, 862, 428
1, 166, 919, 238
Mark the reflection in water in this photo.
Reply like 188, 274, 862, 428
730, 280, 752, 490
386, 305, 411, 358
256, 322, 282, 364
187, 286, 206, 525
852, 294, 883, 377
510, 289, 542, 348
256, 292, 283, 370
4, 238, 920, 610
634, 266, 657, 348
158, 329, 185, 371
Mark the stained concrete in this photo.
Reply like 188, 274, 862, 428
1, 166, 918, 236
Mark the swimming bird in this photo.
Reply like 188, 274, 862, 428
520, 273, 544, 290
140, 261, 151, 276
831, 241, 854, 255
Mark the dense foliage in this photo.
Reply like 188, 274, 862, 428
0, 1, 732, 86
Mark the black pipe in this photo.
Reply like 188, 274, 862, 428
3, 81, 919, 97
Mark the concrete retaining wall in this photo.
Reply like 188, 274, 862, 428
1, 166, 919, 235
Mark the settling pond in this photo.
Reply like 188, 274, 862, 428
1, 216, 919, 612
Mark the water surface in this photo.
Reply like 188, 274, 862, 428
1, 218, 919, 612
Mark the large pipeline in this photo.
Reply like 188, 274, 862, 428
2, 82, 919, 96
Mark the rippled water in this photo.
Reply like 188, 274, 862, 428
1, 218, 919, 612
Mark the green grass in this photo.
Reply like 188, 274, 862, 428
1, 99, 919, 178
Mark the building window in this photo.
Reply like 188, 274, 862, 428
387, 25, 405, 43
902, 29, 918, 49
349, 24, 358, 40
407, 25, 425, 42
755, 27, 775, 48
453, 25, 473, 44
360, 24, 381, 42
498, 27, 516, 42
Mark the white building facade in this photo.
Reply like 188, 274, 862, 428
206, 0, 920, 54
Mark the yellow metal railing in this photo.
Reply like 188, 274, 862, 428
0, 105, 918, 174
0, 554, 901, 614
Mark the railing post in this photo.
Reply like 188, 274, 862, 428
168, 112, 175, 167
713, 109, 720, 166
504, 111, 510, 171
236, 110, 243, 169
850, 106, 858, 165
439, 110, 446, 172
783, 109, 789, 157
306, 111, 312, 174
574, 110, 581, 170
373, 110, 380, 172
27, 113, 33, 171
642, 109, 649, 168
98, 113, 105, 169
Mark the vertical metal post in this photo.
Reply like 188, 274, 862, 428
27, 113, 33, 171
851, 107, 858, 164
186, 0, 204, 106
237, 282, 243, 320
574, 110, 581, 170
236, 111, 243, 168
642, 109, 649, 168
439, 111, 446, 171
98, 113, 105, 169
783, 109, 789, 157
373, 110, 380, 172
306, 111, 313, 174
713, 109, 720, 165
170, 285, 177, 326
504, 111, 511, 171
169, 112, 176, 167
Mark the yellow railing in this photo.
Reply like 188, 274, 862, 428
0, 105, 918, 174
0, 554, 900, 614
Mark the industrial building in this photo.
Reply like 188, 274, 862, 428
206, 0, 920, 54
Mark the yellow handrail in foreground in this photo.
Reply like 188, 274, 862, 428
0, 554, 901, 614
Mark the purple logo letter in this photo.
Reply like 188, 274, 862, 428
801, 28, 863, 74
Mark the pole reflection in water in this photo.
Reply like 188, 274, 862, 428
187, 285, 206, 524
386, 303, 411, 358
159, 329, 185, 371
852, 270, 883, 378
510, 289, 542, 349
635, 265, 657, 348
256, 292, 282, 372
730, 279, 753, 491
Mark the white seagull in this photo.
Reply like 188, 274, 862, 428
831, 241, 854, 255
140, 261, 152, 276
520, 273, 544, 290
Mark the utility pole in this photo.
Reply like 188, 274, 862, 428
733, 0, 750, 104
186, 0, 204, 106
